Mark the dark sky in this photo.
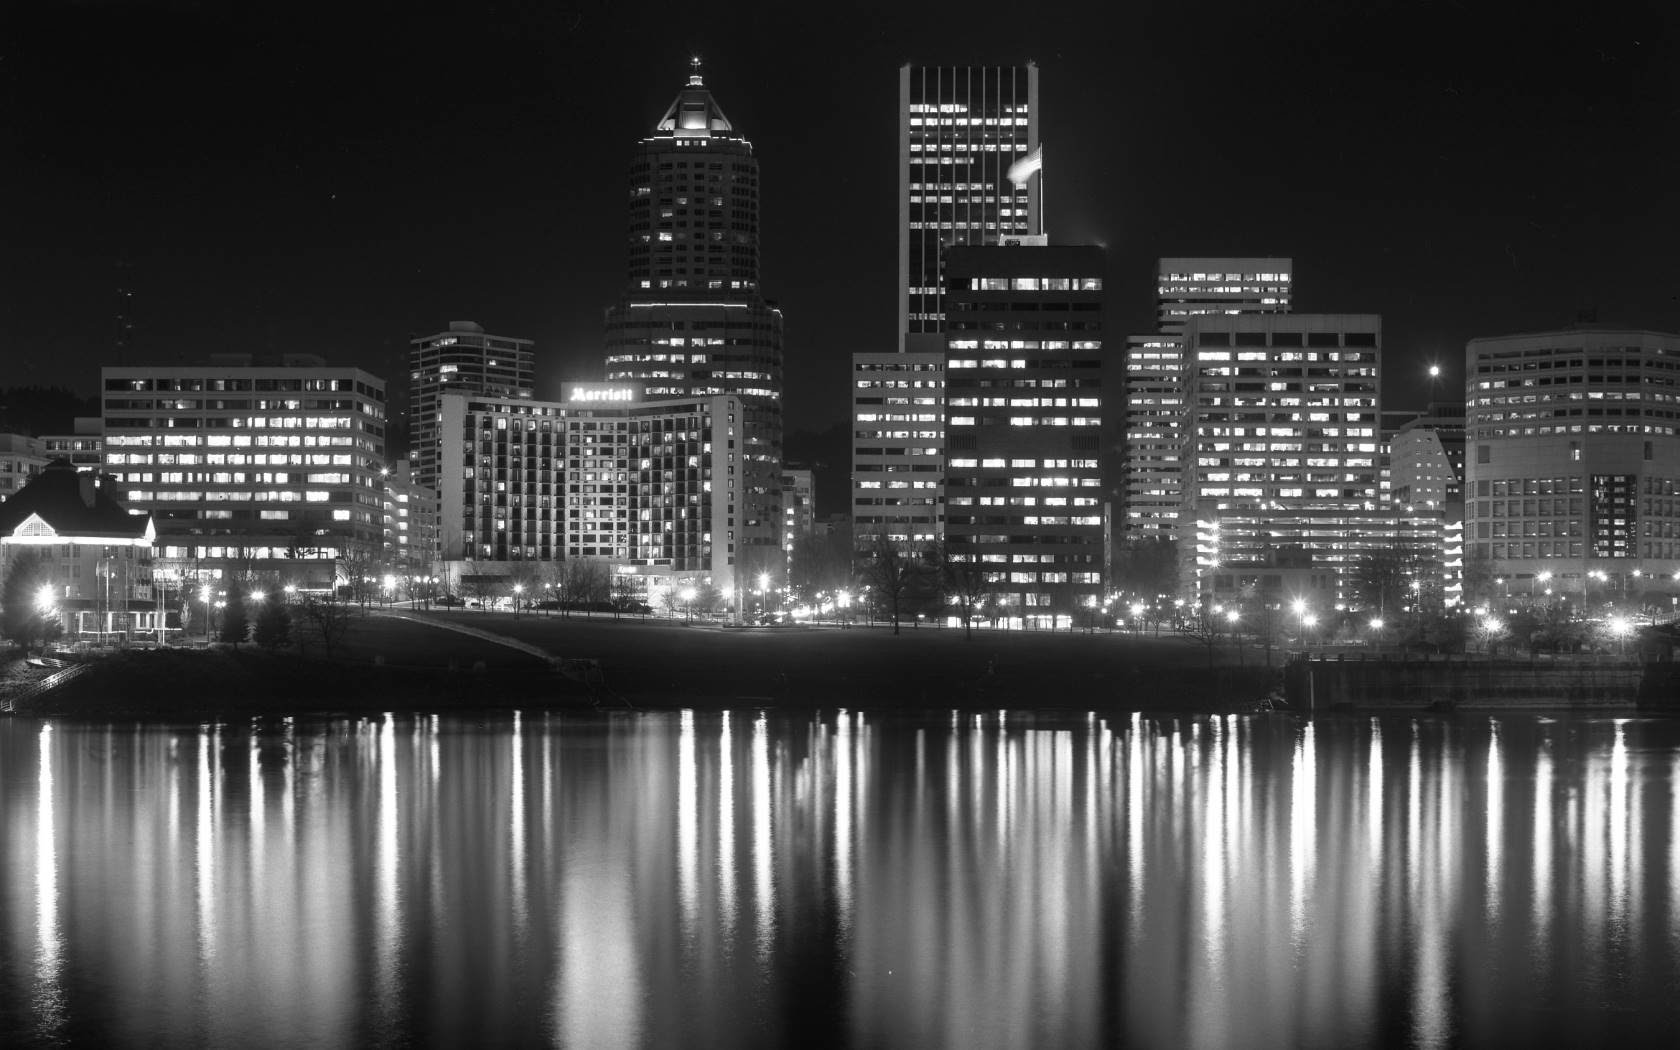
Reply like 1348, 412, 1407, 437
6, 0, 1678, 435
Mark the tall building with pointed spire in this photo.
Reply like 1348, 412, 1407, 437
604, 61, 784, 579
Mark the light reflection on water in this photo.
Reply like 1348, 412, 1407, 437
3, 712, 1680, 1048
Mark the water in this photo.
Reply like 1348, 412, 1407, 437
3, 710, 1679, 1048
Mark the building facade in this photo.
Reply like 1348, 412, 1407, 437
1465, 327, 1680, 603
0, 461, 158, 642
899, 63, 1040, 353
381, 459, 437, 583
39, 419, 104, 472
1123, 259, 1293, 538
1389, 403, 1468, 607
1182, 314, 1384, 608
0, 433, 47, 502
100, 355, 387, 589
408, 321, 533, 507
603, 64, 783, 572
943, 244, 1107, 622
850, 353, 945, 547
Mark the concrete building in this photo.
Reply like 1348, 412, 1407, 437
380, 459, 437, 585
0, 433, 47, 502
603, 63, 783, 571
100, 354, 387, 590
899, 63, 1040, 353
434, 392, 564, 566
943, 243, 1107, 623
781, 467, 815, 554
0, 460, 158, 642
39, 418, 104, 472
1123, 259, 1293, 537
1390, 403, 1468, 607
850, 353, 945, 547
1182, 314, 1384, 609
408, 321, 534, 508
1465, 327, 1680, 605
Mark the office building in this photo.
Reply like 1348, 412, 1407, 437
100, 355, 387, 589
1465, 327, 1680, 599
1390, 403, 1468, 607
409, 321, 534, 502
434, 392, 565, 566
381, 459, 437, 582
899, 63, 1040, 353
40, 418, 104, 472
782, 467, 815, 554
604, 63, 783, 570
1182, 314, 1384, 607
943, 243, 1107, 623
1123, 259, 1292, 537
0, 434, 47, 502
851, 353, 945, 547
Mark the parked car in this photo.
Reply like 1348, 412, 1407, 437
437, 594, 465, 606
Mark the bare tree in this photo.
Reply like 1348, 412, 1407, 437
938, 538, 995, 641
610, 572, 640, 619
461, 560, 502, 609
859, 532, 927, 636
297, 593, 356, 661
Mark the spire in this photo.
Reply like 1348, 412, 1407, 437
655, 59, 734, 137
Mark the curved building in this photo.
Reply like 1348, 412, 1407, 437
1465, 326, 1680, 604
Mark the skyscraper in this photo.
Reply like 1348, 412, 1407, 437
409, 321, 534, 504
943, 243, 1107, 624
604, 62, 783, 576
1123, 259, 1292, 536
899, 63, 1040, 353
1181, 314, 1383, 606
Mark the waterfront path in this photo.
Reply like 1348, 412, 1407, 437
371, 609, 554, 663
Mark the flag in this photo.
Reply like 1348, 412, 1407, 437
1007, 145, 1043, 186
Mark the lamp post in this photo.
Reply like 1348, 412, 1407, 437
512, 583, 524, 617
680, 586, 696, 625
1291, 597, 1308, 648
837, 589, 850, 628
1226, 608, 1242, 666
200, 584, 214, 645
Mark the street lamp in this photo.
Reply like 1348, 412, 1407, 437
200, 585, 214, 644
512, 582, 524, 616
1607, 615, 1633, 657
680, 586, 696, 624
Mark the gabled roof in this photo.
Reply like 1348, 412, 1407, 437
0, 460, 153, 541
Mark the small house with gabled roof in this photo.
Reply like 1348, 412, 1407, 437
0, 460, 159, 643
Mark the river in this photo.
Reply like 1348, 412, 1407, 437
2, 710, 1678, 1048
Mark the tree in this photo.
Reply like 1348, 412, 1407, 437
859, 533, 929, 636
610, 572, 639, 619
560, 558, 610, 614
1353, 547, 1413, 618
297, 593, 356, 660
219, 577, 250, 647
1113, 536, 1179, 601
1, 550, 62, 654
253, 593, 292, 650
461, 560, 502, 609
939, 538, 995, 641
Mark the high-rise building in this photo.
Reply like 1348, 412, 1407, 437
380, 459, 437, 582
433, 382, 750, 589
100, 354, 387, 589
1123, 259, 1292, 537
943, 243, 1107, 623
1182, 314, 1384, 608
409, 321, 534, 500
781, 467, 815, 554
1154, 260, 1293, 335
1465, 327, 1680, 599
850, 352, 945, 547
604, 63, 783, 571
899, 63, 1040, 353
1390, 403, 1468, 607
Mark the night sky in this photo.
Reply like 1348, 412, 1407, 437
6, 0, 1678, 440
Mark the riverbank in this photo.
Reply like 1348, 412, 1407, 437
6, 608, 1289, 718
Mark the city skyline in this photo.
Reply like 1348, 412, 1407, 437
7, 1, 1679, 432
